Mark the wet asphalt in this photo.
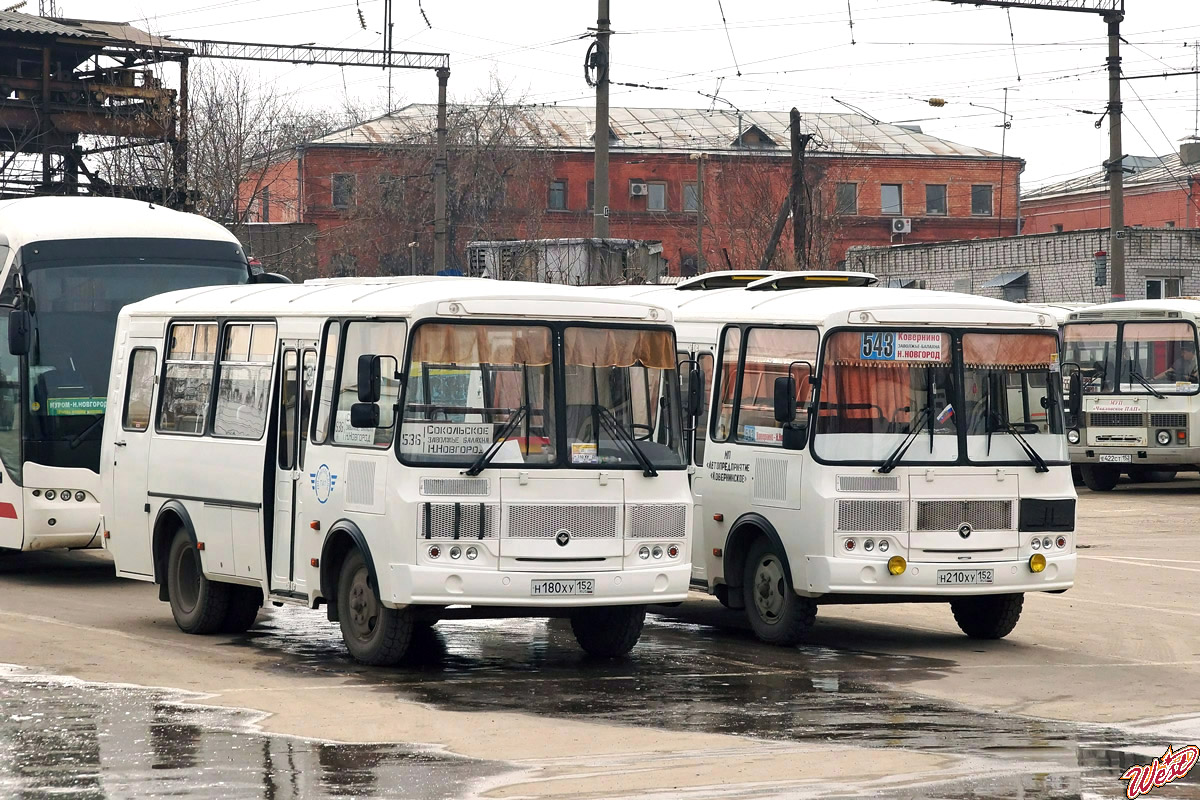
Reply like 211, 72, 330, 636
1, 596, 1198, 799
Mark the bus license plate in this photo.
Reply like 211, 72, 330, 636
531, 579, 595, 596
1098, 454, 1132, 463
937, 569, 994, 585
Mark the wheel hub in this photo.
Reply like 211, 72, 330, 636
753, 556, 785, 623
346, 569, 377, 639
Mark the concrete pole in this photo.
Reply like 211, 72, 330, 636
593, 0, 611, 238
1106, 13, 1126, 301
696, 155, 704, 272
433, 67, 449, 273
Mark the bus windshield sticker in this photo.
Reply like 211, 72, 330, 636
860, 331, 943, 362
334, 410, 377, 445
936, 404, 954, 423
571, 442, 598, 464
45, 397, 106, 416
401, 422, 494, 457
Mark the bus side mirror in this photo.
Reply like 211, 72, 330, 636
686, 368, 703, 418
350, 402, 380, 428
8, 309, 30, 356
1068, 372, 1082, 418
773, 375, 797, 423
357, 354, 382, 403
248, 271, 291, 284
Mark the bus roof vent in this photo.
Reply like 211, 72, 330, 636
746, 271, 879, 291
674, 270, 785, 290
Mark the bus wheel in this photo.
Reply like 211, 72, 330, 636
336, 549, 412, 666
742, 537, 816, 646
167, 529, 231, 635
950, 593, 1024, 639
1080, 465, 1119, 492
570, 605, 645, 658
220, 585, 262, 634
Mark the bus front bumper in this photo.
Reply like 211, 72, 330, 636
805, 553, 1076, 597
1070, 445, 1196, 466
22, 498, 102, 550
387, 563, 692, 607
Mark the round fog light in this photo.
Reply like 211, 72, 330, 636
844, 538, 856, 552
1157, 429, 1172, 446
465, 547, 478, 560
75, 491, 86, 502
1031, 537, 1040, 551
667, 544, 679, 558
1042, 536, 1052, 550
887, 555, 907, 576
1056, 536, 1067, 549
44, 490, 56, 500
652, 546, 663, 559
878, 539, 889, 553
1029, 553, 1047, 573
31, 489, 40, 497
638, 546, 650, 560
1067, 429, 1080, 445
863, 538, 874, 552
60, 490, 70, 501
449, 546, 461, 560
428, 545, 441, 559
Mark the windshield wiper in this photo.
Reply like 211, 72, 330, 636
994, 422, 1049, 473
67, 416, 105, 450
462, 405, 528, 476
593, 404, 658, 477
1128, 362, 1165, 399
878, 405, 931, 474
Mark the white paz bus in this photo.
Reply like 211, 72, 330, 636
1063, 299, 1200, 490
605, 273, 1077, 644
0, 197, 265, 553
99, 277, 692, 663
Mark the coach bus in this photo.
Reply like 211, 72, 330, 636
99, 277, 692, 663
0, 197, 264, 553
602, 274, 1076, 644
1063, 299, 1200, 491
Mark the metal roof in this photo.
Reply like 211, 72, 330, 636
1023, 152, 1197, 202
0, 12, 186, 52
0, 11, 86, 37
311, 104, 1007, 159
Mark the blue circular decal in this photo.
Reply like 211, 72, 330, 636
309, 464, 337, 504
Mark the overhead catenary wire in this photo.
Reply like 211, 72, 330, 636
715, 0, 741, 77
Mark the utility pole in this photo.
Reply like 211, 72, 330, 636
433, 66, 450, 272
592, 0, 611, 238
1105, 11, 1126, 301
695, 154, 704, 272
789, 108, 812, 270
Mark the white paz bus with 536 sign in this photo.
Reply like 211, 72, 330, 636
100, 277, 692, 663
605, 273, 1077, 644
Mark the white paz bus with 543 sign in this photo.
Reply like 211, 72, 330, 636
99, 277, 692, 664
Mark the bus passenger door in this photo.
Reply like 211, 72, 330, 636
688, 351, 714, 582
108, 345, 158, 575
271, 345, 317, 594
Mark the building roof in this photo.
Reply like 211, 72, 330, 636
0, 197, 239, 251
0, 12, 186, 52
1022, 151, 1196, 202
310, 104, 1008, 160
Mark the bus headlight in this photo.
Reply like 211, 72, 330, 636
465, 547, 478, 560
863, 538, 875, 552
1067, 429, 1080, 445
878, 539, 889, 553
44, 490, 55, 500
638, 546, 650, 560
1156, 429, 1172, 446
1031, 537, 1040, 550
1029, 553, 1047, 573
651, 546, 664, 559
75, 491, 86, 502
887, 556, 906, 575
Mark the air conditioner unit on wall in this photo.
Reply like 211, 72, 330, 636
891, 218, 912, 234
630, 182, 649, 196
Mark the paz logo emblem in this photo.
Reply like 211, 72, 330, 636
309, 464, 338, 504
958, 523, 973, 539
555, 529, 571, 547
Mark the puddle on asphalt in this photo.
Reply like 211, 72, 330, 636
0, 666, 509, 800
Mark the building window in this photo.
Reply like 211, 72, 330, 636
586, 180, 594, 210
683, 183, 699, 212
971, 184, 993, 216
1146, 277, 1182, 299
881, 184, 902, 216
332, 173, 356, 210
548, 179, 567, 210
835, 183, 858, 215
260, 187, 271, 223
925, 184, 947, 216
1166, 220, 1176, 228
1052, 224, 1064, 233
647, 181, 667, 211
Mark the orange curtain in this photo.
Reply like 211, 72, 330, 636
1123, 322, 1196, 342
564, 327, 675, 369
1063, 322, 1116, 342
820, 363, 911, 421
962, 333, 1057, 368
412, 324, 552, 366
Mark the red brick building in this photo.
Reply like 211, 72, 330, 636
1021, 142, 1200, 234
240, 104, 1022, 278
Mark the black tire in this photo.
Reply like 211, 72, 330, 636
1070, 465, 1084, 486
950, 593, 1024, 639
570, 605, 645, 658
336, 549, 412, 666
220, 584, 262, 634
166, 528, 231, 635
714, 584, 734, 609
1080, 464, 1120, 492
742, 537, 816, 646
1146, 469, 1177, 483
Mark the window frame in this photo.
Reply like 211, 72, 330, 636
211, 321, 277, 442
925, 184, 948, 216
548, 179, 568, 211
835, 182, 858, 216
719, 325, 820, 450
122, 347, 157, 432
647, 181, 668, 212
683, 182, 699, 213
331, 173, 357, 210
311, 319, 341, 445
971, 184, 994, 217
319, 317, 409, 450
155, 320, 219, 437
1146, 277, 1183, 300
881, 183, 903, 216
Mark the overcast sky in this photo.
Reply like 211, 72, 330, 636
71, 0, 1200, 187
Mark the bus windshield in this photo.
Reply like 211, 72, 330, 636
399, 323, 685, 470
813, 329, 1066, 467
1063, 321, 1199, 395
20, 256, 249, 472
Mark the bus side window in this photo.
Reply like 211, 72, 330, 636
122, 349, 157, 432
311, 321, 340, 445
299, 350, 317, 468
333, 320, 406, 448
213, 323, 275, 440
158, 322, 217, 435
0, 313, 18, 482
713, 328, 741, 443
694, 353, 713, 465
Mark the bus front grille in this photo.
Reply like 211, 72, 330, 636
507, 505, 619, 539
1088, 412, 1145, 427
916, 500, 1014, 531
836, 500, 903, 532
1150, 413, 1187, 428
627, 504, 688, 539
419, 503, 499, 539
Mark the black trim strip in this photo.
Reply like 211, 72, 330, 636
147, 491, 261, 510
